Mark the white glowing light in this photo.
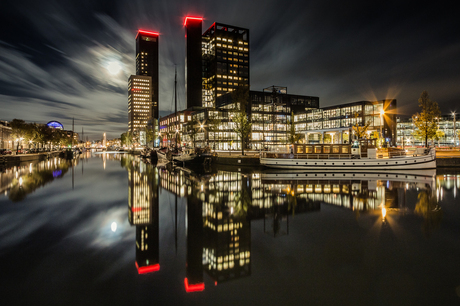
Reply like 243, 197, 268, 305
106, 61, 122, 75
111, 222, 117, 232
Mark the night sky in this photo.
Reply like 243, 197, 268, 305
1, 0, 459, 140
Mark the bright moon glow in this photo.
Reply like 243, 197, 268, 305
106, 61, 122, 75
111, 222, 117, 232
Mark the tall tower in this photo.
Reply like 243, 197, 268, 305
202, 23, 249, 108
184, 17, 203, 109
128, 75, 152, 134
136, 30, 159, 120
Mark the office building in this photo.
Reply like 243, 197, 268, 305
0, 121, 12, 149
296, 99, 397, 146
136, 30, 159, 120
128, 75, 153, 134
202, 22, 250, 108
184, 17, 203, 109
397, 113, 459, 147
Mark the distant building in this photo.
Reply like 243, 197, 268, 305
159, 110, 193, 147
46, 121, 64, 130
0, 120, 12, 149
128, 75, 153, 134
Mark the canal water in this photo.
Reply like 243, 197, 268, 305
1, 152, 459, 305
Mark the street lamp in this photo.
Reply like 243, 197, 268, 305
452, 111, 457, 147
379, 109, 385, 145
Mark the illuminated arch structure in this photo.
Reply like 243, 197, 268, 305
47, 121, 64, 130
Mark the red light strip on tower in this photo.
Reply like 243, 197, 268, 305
184, 278, 205, 292
184, 16, 203, 26
135, 30, 160, 39
131, 207, 142, 212
135, 262, 160, 274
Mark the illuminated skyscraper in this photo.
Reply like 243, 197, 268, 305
128, 75, 153, 134
184, 18, 249, 109
135, 30, 159, 120
202, 23, 249, 108
184, 17, 203, 109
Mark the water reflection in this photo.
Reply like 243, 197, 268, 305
120, 155, 449, 291
1, 158, 76, 202
1, 153, 459, 302
125, 158, 160, 274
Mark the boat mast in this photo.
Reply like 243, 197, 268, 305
174, 66, 178, 150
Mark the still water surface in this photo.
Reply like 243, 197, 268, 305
1, 152, 460, 305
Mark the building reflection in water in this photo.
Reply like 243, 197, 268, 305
127, 158, 160, 274
0, 157, 76, 201
121, 155, 452, 289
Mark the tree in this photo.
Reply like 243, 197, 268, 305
352, 113, 371, 140
415, 189, 443, 237
206, 116, 222, 151
187, 117, 200, 148
435, 130, 445, 147
287, 111, 303, 145
412, 91, 441, 147
231, 87, 252, 155
121, 131, 133, 147
232, 110, 252, 155
145, 128, 154, 147
10, 119, 27, 152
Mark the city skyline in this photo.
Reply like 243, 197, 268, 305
1, 0, 459, 140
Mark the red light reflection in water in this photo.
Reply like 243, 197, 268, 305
184, 278, 205, 292
135, 262, 160, 274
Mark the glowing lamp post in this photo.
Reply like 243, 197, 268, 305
379, 109, 385, 145
452, 112, 457, 147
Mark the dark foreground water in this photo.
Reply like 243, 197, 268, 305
1, 152, 460, 306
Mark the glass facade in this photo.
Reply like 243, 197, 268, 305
397, 115, 460, 147
202, 23, 249, 108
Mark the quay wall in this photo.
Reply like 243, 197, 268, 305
436, 158, 460, 167
0, 152, 60, 165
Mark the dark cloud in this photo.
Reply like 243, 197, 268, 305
1, 0, 459, 139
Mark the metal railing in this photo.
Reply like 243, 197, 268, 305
261, 152, 354, 159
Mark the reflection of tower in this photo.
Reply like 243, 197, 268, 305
203, 208, 251, 284
185, 186, 205, 292
202, 172, 251, 284
128, 162, 160, 274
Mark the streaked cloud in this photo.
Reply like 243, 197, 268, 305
1, 0, 459, 139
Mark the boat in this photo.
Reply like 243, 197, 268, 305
140, 147, 158, 161
261, 169, 436, 184
172, 147, 197, 162
156, 147, 169, 161
260, 141, 436, 171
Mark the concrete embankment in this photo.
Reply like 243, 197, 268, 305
436, 158, 460, 167
0, 152, 60, 165
212, 155, 265, 171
